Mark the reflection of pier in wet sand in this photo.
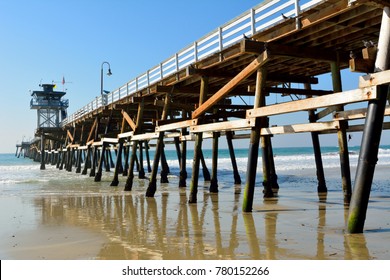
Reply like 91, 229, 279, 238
25, 182, 380, 260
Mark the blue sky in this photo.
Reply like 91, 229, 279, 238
0, 0, 388, 153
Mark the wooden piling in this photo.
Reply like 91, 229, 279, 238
125, 101, 144, 191
122, 143, 129, 176
67, 148, 74, 172
200, 151, 211, 181
173, 136, 182, 164
75, 149, 82, 173
145, 140, 152, 173
104, 149, 111, 172
40, 133, 45, 170
348, 6, 390, 233
189, 76, 208, 203
138, 141, 146, 179
108, 148, 115, 168
124, 140, 138, 191
209, 131, 219, 193
110, 140, 123, 186
59, 148, 66, 171
266, 136, 279, 193
261, 134, 274, 198
242, 67, 267, 212
179, 125, 188, 188
225, 130, 241, 184
94, 143, 107, 182
89, 147, 97, 177
331, 60, 352, 204
56, 148, 62, 169
306, 83, 327, 193
348, 84, 389, 233
81, 145, 91, 175
160, 146, 169, 183
146, 93, 170, 197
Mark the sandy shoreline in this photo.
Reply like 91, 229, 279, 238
1, 165, 390, 260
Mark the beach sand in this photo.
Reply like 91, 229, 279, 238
0, 165, 389, 260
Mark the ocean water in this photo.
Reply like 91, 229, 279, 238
3, 145, 390, 193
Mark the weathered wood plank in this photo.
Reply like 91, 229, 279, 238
92, 141, 103, 146
333, 105, 390, 120
192, 51, 269, 119
100, 137, 118, 144
190, 118, 255, 133
156, 119, 197, 132
86, 118, 98, 143
165, 132, 181, 138
131, 132, 159, 141
121, 110, 137, 131
118, 131, 134, 139
67, 130, 74, 143
260, 121, 340, 135
359, 69, 390, 88
247, 87, 377, 119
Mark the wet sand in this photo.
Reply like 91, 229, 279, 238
1, 167, 390, 260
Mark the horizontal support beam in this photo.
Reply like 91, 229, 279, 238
359, 69, 390, 88
247, 86, 377, 119
92, 141, 103, 146
165, 132, 181, 138
101, 137, 118, 144
156, 119, 197, 132
68, 144, 80, 148
345, 122, 390, 133
118, 131, 134, 139
333, 105, 390, 121
315, 106, 339, 120
190, 118, 255, 133
131, 132, 159, 141
260, 121, 340, 136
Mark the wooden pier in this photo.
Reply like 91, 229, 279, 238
20, 0, 390, 233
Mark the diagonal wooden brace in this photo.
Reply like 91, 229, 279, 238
192, 50, 270, 119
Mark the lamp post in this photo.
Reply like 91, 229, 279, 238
100, 61, 112, 105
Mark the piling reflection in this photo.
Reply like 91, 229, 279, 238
32, 188, 372, 259
316, 192, 327, 259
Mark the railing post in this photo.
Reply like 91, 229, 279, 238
160, 63, 163, 79
194, 41, 198, 62
175, 53, 179, 72
218, 27, 223, 51
294, 0, 301, 29
251, 8, 256, 36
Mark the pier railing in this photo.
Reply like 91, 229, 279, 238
61, 0, 324, 126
